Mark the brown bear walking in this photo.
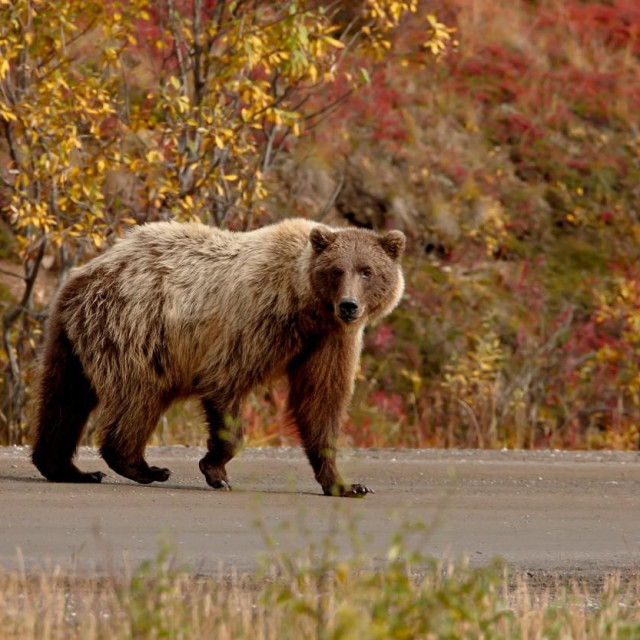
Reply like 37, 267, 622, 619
31, 218, 405, 497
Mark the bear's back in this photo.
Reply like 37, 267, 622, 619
53, 219, 319, 397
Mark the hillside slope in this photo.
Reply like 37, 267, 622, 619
2, 0, 639, 450
276, 0, 640, 449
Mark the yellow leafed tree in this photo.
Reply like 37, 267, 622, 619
0, 0, 451, 442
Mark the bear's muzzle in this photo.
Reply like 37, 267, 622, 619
337, 298, 361, 323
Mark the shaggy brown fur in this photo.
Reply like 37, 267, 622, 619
31, 218, 405, 496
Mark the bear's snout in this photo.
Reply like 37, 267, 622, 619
337, 298, 361, 323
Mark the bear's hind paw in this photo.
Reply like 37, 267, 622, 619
199, 458, 232, 491
82, 471, 107, 483
40, 466, 105, 484
147, 466, 171, 482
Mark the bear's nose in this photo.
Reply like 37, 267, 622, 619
338, 299, 359, 320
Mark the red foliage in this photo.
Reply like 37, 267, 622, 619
315, 68, 408, 146
496, 113, 543, 145
371, 324, 396, 350
369, 390, 407, 421
540, 0, 640, 55
452, 44, 533, 104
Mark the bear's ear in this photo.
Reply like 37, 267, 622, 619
380, 230, 406, 261
310, 227, 337, 254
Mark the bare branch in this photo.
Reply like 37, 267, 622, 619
261, 123, 279, 174
192, 0, 205, 105
3, 236, 47, 381
0, 268, 26, 282
2, 119, 21, 170
319, 166, 345, 218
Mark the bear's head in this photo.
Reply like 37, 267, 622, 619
309, 226, 406, 326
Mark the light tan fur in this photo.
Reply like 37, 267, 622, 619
31, 218, 405, 496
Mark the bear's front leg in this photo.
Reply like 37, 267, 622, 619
287, 332, 374, 498
199, 399, 243, 490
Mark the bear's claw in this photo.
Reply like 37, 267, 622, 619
83, 471, 107, 483
343, 483, 375, 498
324, 483, 375, 497
209, 479, 232, 491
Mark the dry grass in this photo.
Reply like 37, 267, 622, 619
2, 542, 640, 639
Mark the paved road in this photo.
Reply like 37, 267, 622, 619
1, 446, 639, 580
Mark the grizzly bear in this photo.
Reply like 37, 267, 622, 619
31, 218, 405, 497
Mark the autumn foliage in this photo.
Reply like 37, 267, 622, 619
1, 0, 640, 452
0, 0, 449, 441
337, 0, 640, 450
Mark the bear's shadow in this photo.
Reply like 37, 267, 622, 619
0, 473, 323, 496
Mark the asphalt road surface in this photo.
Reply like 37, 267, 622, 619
1, 446, 639, 582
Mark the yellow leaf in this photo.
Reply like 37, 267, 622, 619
322, 35, 344, 49
146, 149, 162, 163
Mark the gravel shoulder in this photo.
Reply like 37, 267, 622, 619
1, 446, 639, 585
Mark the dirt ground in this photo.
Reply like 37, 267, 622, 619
1, 446, 639, 586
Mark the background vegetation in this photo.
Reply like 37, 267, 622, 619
1, 0, 639, 451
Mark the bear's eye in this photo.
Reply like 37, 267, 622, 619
360, 267, 373, 279
331, 268, 344, 279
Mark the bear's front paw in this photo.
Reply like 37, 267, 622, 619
343, 483, 375, 498
324, 483, 375, 498
85, 471, 107, 483
209, 479, 232, 491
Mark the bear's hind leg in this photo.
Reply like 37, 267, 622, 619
31, 323, 105, 483
98, 401, 171, 484
198, 399, 243, 490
